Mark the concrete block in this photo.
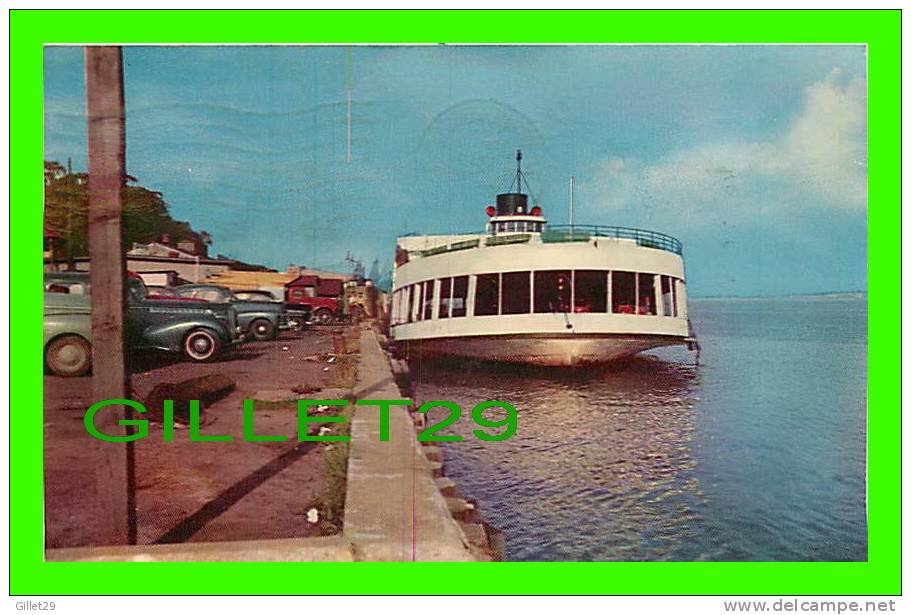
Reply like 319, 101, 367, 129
434, 476, 458, 497
423, 446, 443, 463
428, 461, 444, 478
445, 497, 480, 523
458, 522, 489, 549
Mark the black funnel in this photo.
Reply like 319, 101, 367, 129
495, 192, 528, 215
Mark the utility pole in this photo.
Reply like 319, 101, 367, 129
569, 175, 575, 227
84, 46, 135, 545
569, 175, 575, 240
66, 157, 74, 270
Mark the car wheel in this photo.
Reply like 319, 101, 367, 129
45, 335, 92, 377
249, 318, 276, 341
313, 308, 334, 325
183, 328, 221, 362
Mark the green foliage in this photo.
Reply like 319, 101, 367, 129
44, 160, 208, 259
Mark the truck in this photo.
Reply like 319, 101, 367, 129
284, 275, 345, 325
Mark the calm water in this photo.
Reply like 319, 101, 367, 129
411, 296, 868, 561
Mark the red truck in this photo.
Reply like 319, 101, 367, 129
284, 275, 344, 325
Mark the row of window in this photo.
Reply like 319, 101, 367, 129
391, 270, 684, 325
489, 221, 544, 234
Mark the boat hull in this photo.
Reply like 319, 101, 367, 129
398, 333, 688, 367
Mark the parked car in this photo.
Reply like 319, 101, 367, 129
233, 289, 309, 329
145, 285, 207, 302
172, 283, 290, 341
44, 272, 241, 377
233, 289, 279, 302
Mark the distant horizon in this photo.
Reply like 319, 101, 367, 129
689, 290, 867, 300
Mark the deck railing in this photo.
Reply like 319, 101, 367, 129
407, 224, 683, 261
541, 224, 683, 255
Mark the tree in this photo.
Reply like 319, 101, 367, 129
44, 160, 209, 262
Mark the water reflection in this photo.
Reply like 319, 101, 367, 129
412, 356, 706, 561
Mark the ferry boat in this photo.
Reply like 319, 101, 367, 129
390, 152, 698, 366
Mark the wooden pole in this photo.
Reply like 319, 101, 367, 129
84, 46, 135, 545
66, 157, 73, 270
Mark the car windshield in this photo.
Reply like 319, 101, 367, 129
128, 278, 149, 301
46, 280, 89, 294
238, 291, 275, 301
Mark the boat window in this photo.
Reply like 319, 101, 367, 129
574, 270, 608, 313
403, 287, 409, 323
638, 273, 657, 315
612, 271, 636, 314
474, 273, 500, 316
407, 284, 417, 323
422, 280, 435, 320
661, 275, 674, 317
502, 271, 531, 314
534, 270, 571, 313
674, 279, 683, 318
438, 277, 453, 318
451, 275, 468, 317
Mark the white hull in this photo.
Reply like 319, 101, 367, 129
400, 333, 688, 367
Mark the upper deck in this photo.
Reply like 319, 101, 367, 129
397, 223, 683, 263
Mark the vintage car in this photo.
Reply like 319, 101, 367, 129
145, 285, 208, 302
233, 289, 279, 302
172, 283, 290, 341
44, 272, 241, 377
233, 289, 310, 329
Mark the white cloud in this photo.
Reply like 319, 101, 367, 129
582, 71, 867, 227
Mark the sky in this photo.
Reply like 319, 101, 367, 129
44, 45, 867, 297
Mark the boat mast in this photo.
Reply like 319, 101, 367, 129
515, 149, 523, 193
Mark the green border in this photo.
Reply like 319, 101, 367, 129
11, 9, 900, 595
